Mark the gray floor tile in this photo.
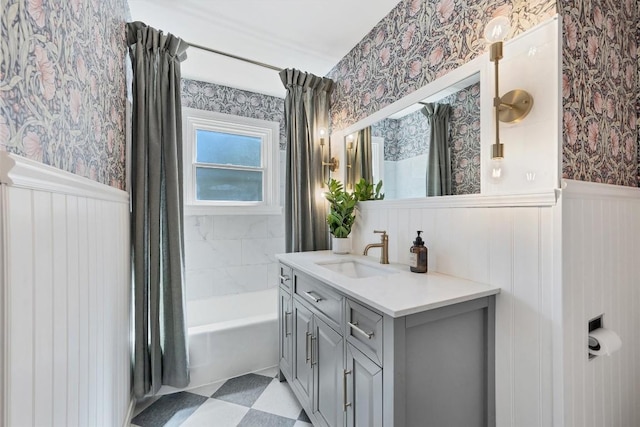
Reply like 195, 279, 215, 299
212, 373, 273, 407
297, 409, 311, 422
237, 409, 297, 427
131, 391, 208, 427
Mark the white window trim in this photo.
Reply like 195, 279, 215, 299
182, 107, 281, 215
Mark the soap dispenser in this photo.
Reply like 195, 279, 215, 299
409, 231, 428, 273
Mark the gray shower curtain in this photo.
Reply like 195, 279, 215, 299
353, 126, 373, 186
280, 69, 334, 252
422, 103, 452, 196
127, 21, 190, 398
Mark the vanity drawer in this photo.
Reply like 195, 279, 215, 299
279, 264, 293, 290
346, 299, 383, 366
294, 272, 343, 326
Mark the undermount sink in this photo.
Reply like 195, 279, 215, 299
316, 259, 395, 279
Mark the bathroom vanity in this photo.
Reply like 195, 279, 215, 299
276, 251, 501, 427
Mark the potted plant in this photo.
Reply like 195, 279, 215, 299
325, 178, 357, 254
353, 178, 385, 201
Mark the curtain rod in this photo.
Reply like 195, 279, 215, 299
187, 41, 284, 72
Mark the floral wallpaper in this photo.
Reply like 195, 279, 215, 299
181, 79, 286, 150
327, 0, 557, 133
0, 0, 129, 188
445, 82, 481, 195
372, 82, 480, 195
560, 0, 638, 186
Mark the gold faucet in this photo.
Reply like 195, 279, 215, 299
363, 230, 389, 264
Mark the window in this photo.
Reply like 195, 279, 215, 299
183, 108, 280, 214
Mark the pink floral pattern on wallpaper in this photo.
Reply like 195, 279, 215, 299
0, 0, 129, 188
327, 0, 557, 133
560, 0, 638, 186
181, 79, 286, 150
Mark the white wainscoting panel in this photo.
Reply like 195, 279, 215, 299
0, 153, 131, 427
353, 201, 557, 427
561, 180, 640, 427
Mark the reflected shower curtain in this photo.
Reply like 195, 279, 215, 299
422, 103, 452, 196
280, 69, 334, 252
353, 126, 373, 186
127, 21, 190, 397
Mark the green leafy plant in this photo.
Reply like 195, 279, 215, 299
325, 179, 357, 238
353, 178, 385, 201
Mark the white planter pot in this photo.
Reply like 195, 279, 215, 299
332, 236, 351, 254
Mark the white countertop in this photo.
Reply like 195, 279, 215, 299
276, 251, 501, 318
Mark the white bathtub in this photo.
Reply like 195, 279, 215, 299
186, 288, 278, 388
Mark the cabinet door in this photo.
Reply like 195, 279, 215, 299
278, 287, 293, 380
314, 316, 345, 427
346, 343, 382, 427
292, 300, 314, 408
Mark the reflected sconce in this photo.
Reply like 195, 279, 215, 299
345, 134, 354, 188
485, 16, 534, 164
319, 128, 338, 187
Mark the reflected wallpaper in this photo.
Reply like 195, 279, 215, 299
372, 82, 480, 195
0, 0, 129, 188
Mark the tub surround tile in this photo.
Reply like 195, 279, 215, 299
223, 264, 270, 293
268, 215, 285, 238
184, 216, 212, 241
185, 239, 242, 270
213, 215, 269, 239
241, 237, 285, 265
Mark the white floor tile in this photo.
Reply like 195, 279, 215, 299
251, 379, 302, 419
188, 381, 225, 398
181, 399, 249, 427
293, 421, 313, 427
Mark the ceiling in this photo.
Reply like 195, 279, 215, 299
128, 0, 402, 98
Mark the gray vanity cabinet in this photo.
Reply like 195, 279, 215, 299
278, 286, 293, 380
314, 316, 344, 427
345, 342, 383, 427
278, 260, 496, 427
292, 299, 314, 409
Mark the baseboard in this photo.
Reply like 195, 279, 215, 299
123, 395, 136, 427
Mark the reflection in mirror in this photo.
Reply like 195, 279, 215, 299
350, 75, 481, 200
347, 127, 373, 189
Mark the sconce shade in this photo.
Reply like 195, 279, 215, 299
484, 16, 510, 43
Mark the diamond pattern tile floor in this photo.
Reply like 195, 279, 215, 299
131, 369, 313, 427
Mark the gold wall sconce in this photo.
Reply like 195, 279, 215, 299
485, 16, 534, 160
319, 128, 338, 187
345, 134, 354, 188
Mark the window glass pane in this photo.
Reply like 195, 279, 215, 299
196, 130, 261, 167
196, 167, 263, 201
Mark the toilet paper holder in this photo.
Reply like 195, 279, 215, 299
588, 314, 622, 359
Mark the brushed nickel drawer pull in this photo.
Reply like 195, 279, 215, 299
311, 335, 317, 366
343, 369, 352, 411
303, 291, 323, 303
305, 332, 312, 363
348, 321, 374, 339
279, 274, 290, 282
284, 311, 291, 336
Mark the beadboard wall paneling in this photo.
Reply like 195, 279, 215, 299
352, 201, 556, 427
561, 181, 640, 427
0, 153, 131, 427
